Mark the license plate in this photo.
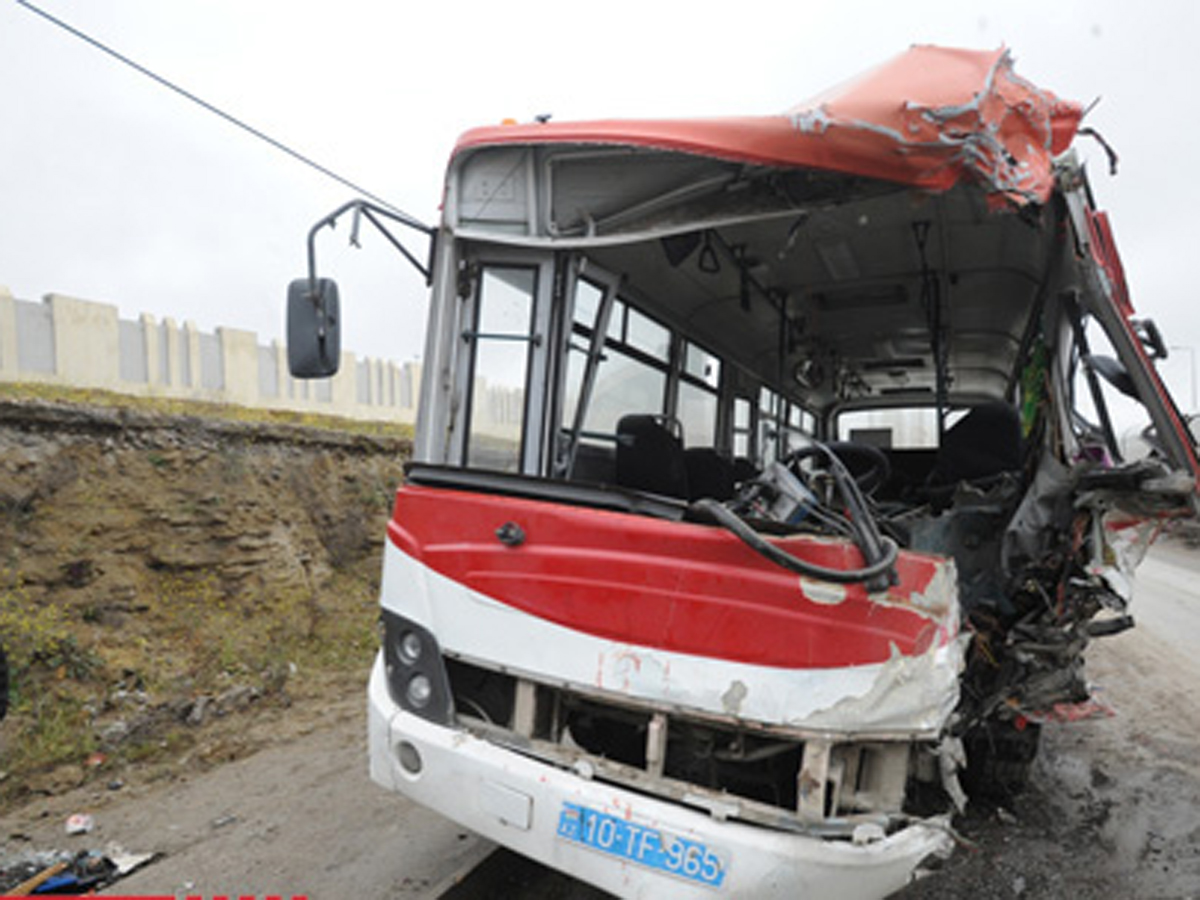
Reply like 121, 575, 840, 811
556, 802, 727, 888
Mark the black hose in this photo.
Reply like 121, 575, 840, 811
785, 440, 897, 588
692, 498, 899, 585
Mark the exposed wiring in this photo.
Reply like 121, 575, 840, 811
697, 438, 899, 585
692, 498, 899, 585
15, 0, 416, 221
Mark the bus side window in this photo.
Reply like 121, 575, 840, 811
732, 397, 753, 459
678, 341, 720, 447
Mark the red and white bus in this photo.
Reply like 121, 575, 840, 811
287, 46, 1198, 899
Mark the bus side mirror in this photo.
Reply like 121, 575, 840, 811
287, 277, 341, 378
1134, 318, 1168, 360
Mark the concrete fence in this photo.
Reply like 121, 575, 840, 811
0, 287, 421, 423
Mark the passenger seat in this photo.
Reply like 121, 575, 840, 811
927, 402, 1023, 486
615, 415, 689, 499
684, 448, 736, 502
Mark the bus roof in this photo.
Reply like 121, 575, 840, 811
453, 46, 1082, 207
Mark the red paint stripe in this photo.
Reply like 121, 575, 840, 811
389, 486, 954, 669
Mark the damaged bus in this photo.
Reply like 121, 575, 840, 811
286, 46, 1199, 899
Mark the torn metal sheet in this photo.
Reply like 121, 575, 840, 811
788, 46, 1080, 205
799, 635, 969, 734
1084, 509, 1164, 604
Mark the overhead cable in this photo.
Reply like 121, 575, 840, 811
15, 0, 415, 220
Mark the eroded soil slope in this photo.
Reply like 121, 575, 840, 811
0, 394, 410, 806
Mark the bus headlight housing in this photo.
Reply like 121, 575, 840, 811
381, 610, 453, 725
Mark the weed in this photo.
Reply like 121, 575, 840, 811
0, 691, 97, 784
0, 575, 70, 678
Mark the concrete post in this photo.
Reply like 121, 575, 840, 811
372, 358, 384, 408
218, 326, 258, 406
182, 321, 201, 389
162, 317, 181, 389
406, 361, 423, 417
0, 287, 16, 379
331, 351, 357, 411
48, 293, 120, 389
140, 313, 160, 389
273, 340, 288, 409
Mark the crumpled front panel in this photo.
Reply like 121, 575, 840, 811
788, 46, 1082, 206
456, 45, 1083, 209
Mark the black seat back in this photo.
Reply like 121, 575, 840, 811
928, 402, 1023, 486
616, 415, 689, 499
684, 448, 736, 501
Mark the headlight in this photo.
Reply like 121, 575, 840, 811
406, 673, 433, 708
399, 631, 422, 665
380, 610, 453, 725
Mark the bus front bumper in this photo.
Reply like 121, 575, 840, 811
368, 654, 952, 900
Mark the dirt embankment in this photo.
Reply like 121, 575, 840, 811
0, 394, 410, 808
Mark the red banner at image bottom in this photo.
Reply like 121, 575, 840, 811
1, 895, 309, 899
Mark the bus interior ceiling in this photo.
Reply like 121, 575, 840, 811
582, 178, 1043, 419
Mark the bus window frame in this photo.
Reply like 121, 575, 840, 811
454, 248, 556, 475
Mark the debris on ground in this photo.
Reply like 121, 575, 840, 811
63, 812, 94, 835
0, 844, 159, 895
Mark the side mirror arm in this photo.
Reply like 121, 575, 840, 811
306, 199, 436, 294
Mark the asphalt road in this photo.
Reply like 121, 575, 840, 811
1126, 540, 1200, 661
2, 700, 495, 899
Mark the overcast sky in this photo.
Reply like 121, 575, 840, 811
2, 1, 1198, 407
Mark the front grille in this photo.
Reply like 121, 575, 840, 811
443, 653, 922, 835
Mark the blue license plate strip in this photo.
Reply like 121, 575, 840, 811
556, 802, 727, 888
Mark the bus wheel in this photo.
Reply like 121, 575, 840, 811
961, 717, 1042, 802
